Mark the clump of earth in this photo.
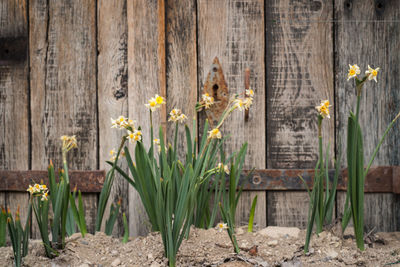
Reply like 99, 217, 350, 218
1, 225, 399, 266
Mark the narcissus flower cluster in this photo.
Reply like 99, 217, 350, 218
347, 64, 380, 83
315, 100, 331, 119
27, 183, 49, 201
145, 94, 165, 111
168, 109, 187, 123
60, 135, 77, 152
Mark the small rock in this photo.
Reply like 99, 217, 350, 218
305, 247, 315, 256
148, 253, 154, 260
236, 227, 244, 235
267, 240, 278, 247
111, 258, 121, 266
326, 249, 338, 259
150, 262, 161, 267
258, 226, 300, 239
77, 264, 90, 267
111, 250, 118, 256
80, 240, 89, 245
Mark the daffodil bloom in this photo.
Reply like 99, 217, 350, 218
217, 222, 228, 232
243, 97, 253, 110
246, 88, 254, 97
145, 94, 165, 111
153, 138, 161, 152
347, 64, 361, 81
217, 163, 230, 175
316, 102, 330, 119
61, 135, 77, 152
111, 116, 127, 129
208, 128, 222, 139
27, 185, 36, 194
365, 65, 380, 82
41, 192, 49, 201
202, 93, 214, 109
233, 98, 245, 111
126, 130, 142, 144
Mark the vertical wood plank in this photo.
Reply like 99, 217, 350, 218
81, 193, 97, 234
165, 0, 197, 158
29, 0, 97, 237
198, 0, 267, 228
335, 0, 400, 232
0, 0, 30, 239
0, 0, 29, 171
98, 0, 129, 236
127, 0, 166, 236
335, 0, 400, 167
30, 0, 97, 170
265, 0, 334, 228
337, 192, 398, 232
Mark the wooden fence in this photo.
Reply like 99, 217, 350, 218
1, 0, 400, 237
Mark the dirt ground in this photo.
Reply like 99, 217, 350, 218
1, 226, 400, 267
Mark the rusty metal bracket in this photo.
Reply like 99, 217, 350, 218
0, 170, 106, 193
238, 166, 400, 193
202, 57, 229, 126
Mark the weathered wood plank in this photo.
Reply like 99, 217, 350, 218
335, 0, 400, 167
165, 0, 197, 159
236, 191, 266, 229
337, 192, 399, 232
198, 0, 266, 227
265, 0, 334, 228
127, 0, 166, 236
29, 0, 97, 237
0, 0, 30, 240
266, 0, 334, 168
98, 0, 129, 236
335, 0, 400, 233
267, 191, 309, 228
0, 0, 29, 170
81, 193, 97, 234
30, 0, 97, 170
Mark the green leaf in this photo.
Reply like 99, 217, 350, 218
122, 213, 129, 244
247, 195, 258, 232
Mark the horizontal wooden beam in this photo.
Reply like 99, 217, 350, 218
239, 166, 400, 193
0, 170, 105, 193
1, 166, 399, 193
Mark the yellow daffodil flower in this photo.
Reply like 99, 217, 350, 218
347, 64, 361, 81
202, 93, 214, 109
316, 101, 330, 119
208, 128, 222, 139
168, 108, 187, 123
61, 135, 77, 152
145, 94, 165, 111
233, 98, 244, 111
217, 222, 228, 232
365, 65, 380, 83
41, 192, 48, 201
246, 88, 254, 97
217, 163, 230, 175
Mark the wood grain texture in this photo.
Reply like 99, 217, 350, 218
81, 193, 97, 234
265, 0, 334, 229
335, 0, 400, 233
30, 0, 97, 170
165, 0, 197, 159
98, 0, 129, 236
0, 0, 29, 170
335, 0, 400, 167
0, 0, 30, 240
236, 191, 266, 229
337, 192, 399, 232
266, 0, 334, 169
127, 0, 166, 236
267, 191, 309, 228
198, 0, 266, 227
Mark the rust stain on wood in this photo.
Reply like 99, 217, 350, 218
202, 57, 229, 126
238, 166, 399, 193
0, 170, 105, 192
